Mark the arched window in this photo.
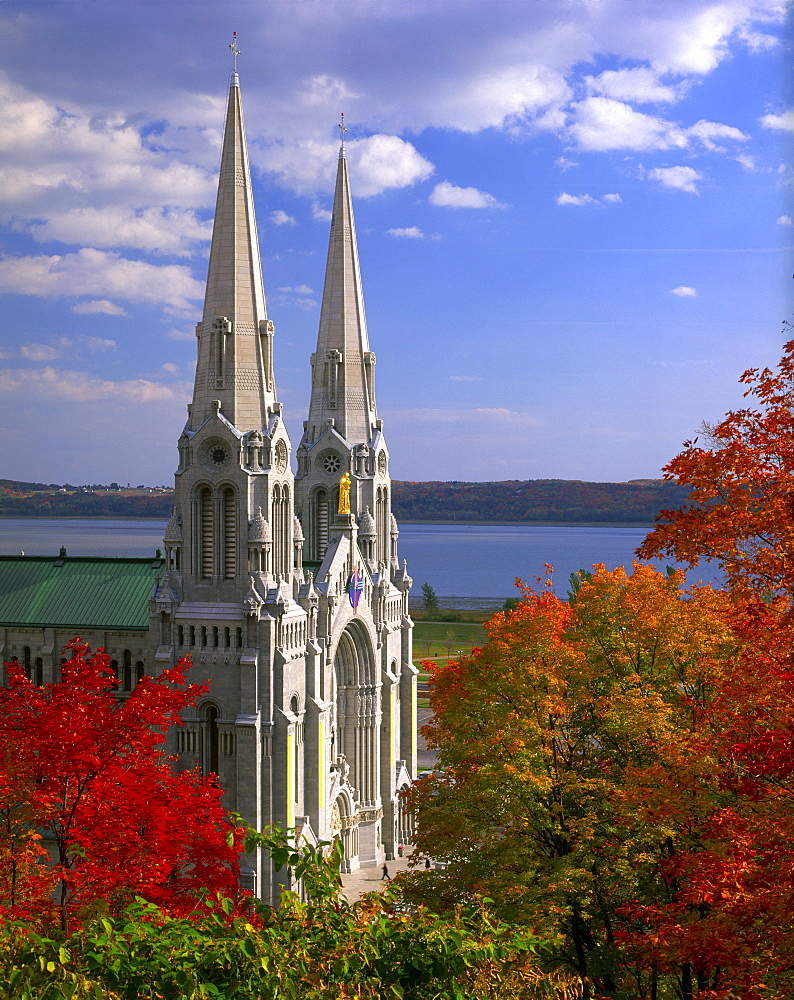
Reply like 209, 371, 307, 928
135, 661, 144, 685
34, 657, 43, 686
204, 705, 219, 777
199, 486, 214, 578
310, 487, 329, 562
189, 625, 196, 646
235, 627, 243, 649
201, 626, 207, 648
224, 626, 231, 648
177, 624, 184, 646
110, 659, 119, 685
23, 647, 31, 681
222, 487, 237, 578
123, 650, 132, 692
376, 488, 389, 563
212, 626, 219, 647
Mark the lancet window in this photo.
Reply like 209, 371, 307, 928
196, 484, 238, 579
308, 486, 330, 562
375, 487, 389, 563
271, 483, 291, 577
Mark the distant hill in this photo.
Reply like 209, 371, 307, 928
1, 476, 687, 524
390, 479, 688, 524
0, 482, 175, 518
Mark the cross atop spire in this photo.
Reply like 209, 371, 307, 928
229, 31, 241, 85
339, 112, 347, 158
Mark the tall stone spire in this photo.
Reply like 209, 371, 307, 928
189, 59, 276, 432
305, 125, 378, 446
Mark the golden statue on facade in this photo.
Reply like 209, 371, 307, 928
338, 472, 351, 515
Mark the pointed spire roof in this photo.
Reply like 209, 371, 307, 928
189, 63, 277, 432
305, 129, 378, 446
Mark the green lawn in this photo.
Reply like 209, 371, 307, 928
413, 620, 486, 664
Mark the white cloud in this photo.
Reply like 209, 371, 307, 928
0, 76, 216, 254
165, 327, 195, 341
72, 299, 127, 316
555, 157, 579, 171
416, 63, 572, 134
566, 97, 746, 155
271, 210, 297, 226
648, 166, 702, 193
760, 108, 794, 131
585, 67, 681, 104
557, 192, 622, 206
0, 248, 203, 312
429, 181, 503, 209
687, 119, 748, 151
262, 134, 433, 197
620, 2, 783, 76
557, 192, 598, 207
671, 285, 698, 297
349, 135, 435, 197
397, 406, 543, 428
735, 152, 756, 171
161, 362, 179, 375
568, 97, 687, 152
279, 284, 314, 295
777, 214, 793, 227
20, 343, 61, 361
85, 337, 116, 352
27, 207, 211, 256
387, 226, 426, 238
0, 365, 191, 404
311, 202, 333, 223
450, 375, 482, 382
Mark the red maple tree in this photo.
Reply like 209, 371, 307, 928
0, 640, 243, 930
638, 336, 794, 601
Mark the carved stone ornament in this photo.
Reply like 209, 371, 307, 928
318, 451, 342, 476
198, 437, 232, 474
274, 438, 288, 474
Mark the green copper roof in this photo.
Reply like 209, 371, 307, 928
0, 552, 164, 630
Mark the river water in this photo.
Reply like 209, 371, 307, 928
0, 518, 720, 605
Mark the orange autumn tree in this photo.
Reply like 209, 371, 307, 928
405, 564, 750, 999
0, 640, 243, 931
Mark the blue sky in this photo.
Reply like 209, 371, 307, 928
0, 0, 791, 486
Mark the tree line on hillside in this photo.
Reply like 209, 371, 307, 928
0, 477, 688, 523
391, 478, 689, 523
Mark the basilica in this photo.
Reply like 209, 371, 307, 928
0, 63, 416, 903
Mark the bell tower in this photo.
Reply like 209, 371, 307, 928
165, 45, 294, 603
295, 118, 396, 577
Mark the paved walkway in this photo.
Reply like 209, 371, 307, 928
339, 847, 423, 902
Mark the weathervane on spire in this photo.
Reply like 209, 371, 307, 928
339, 112, 347, 156
229, 32, 241, 71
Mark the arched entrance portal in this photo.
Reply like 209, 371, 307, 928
329, 789, 358, 872
333, 621, 379, 809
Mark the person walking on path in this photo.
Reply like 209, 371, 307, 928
381, 864, 390, 880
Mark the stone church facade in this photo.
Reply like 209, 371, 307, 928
0, 66, 416, 904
